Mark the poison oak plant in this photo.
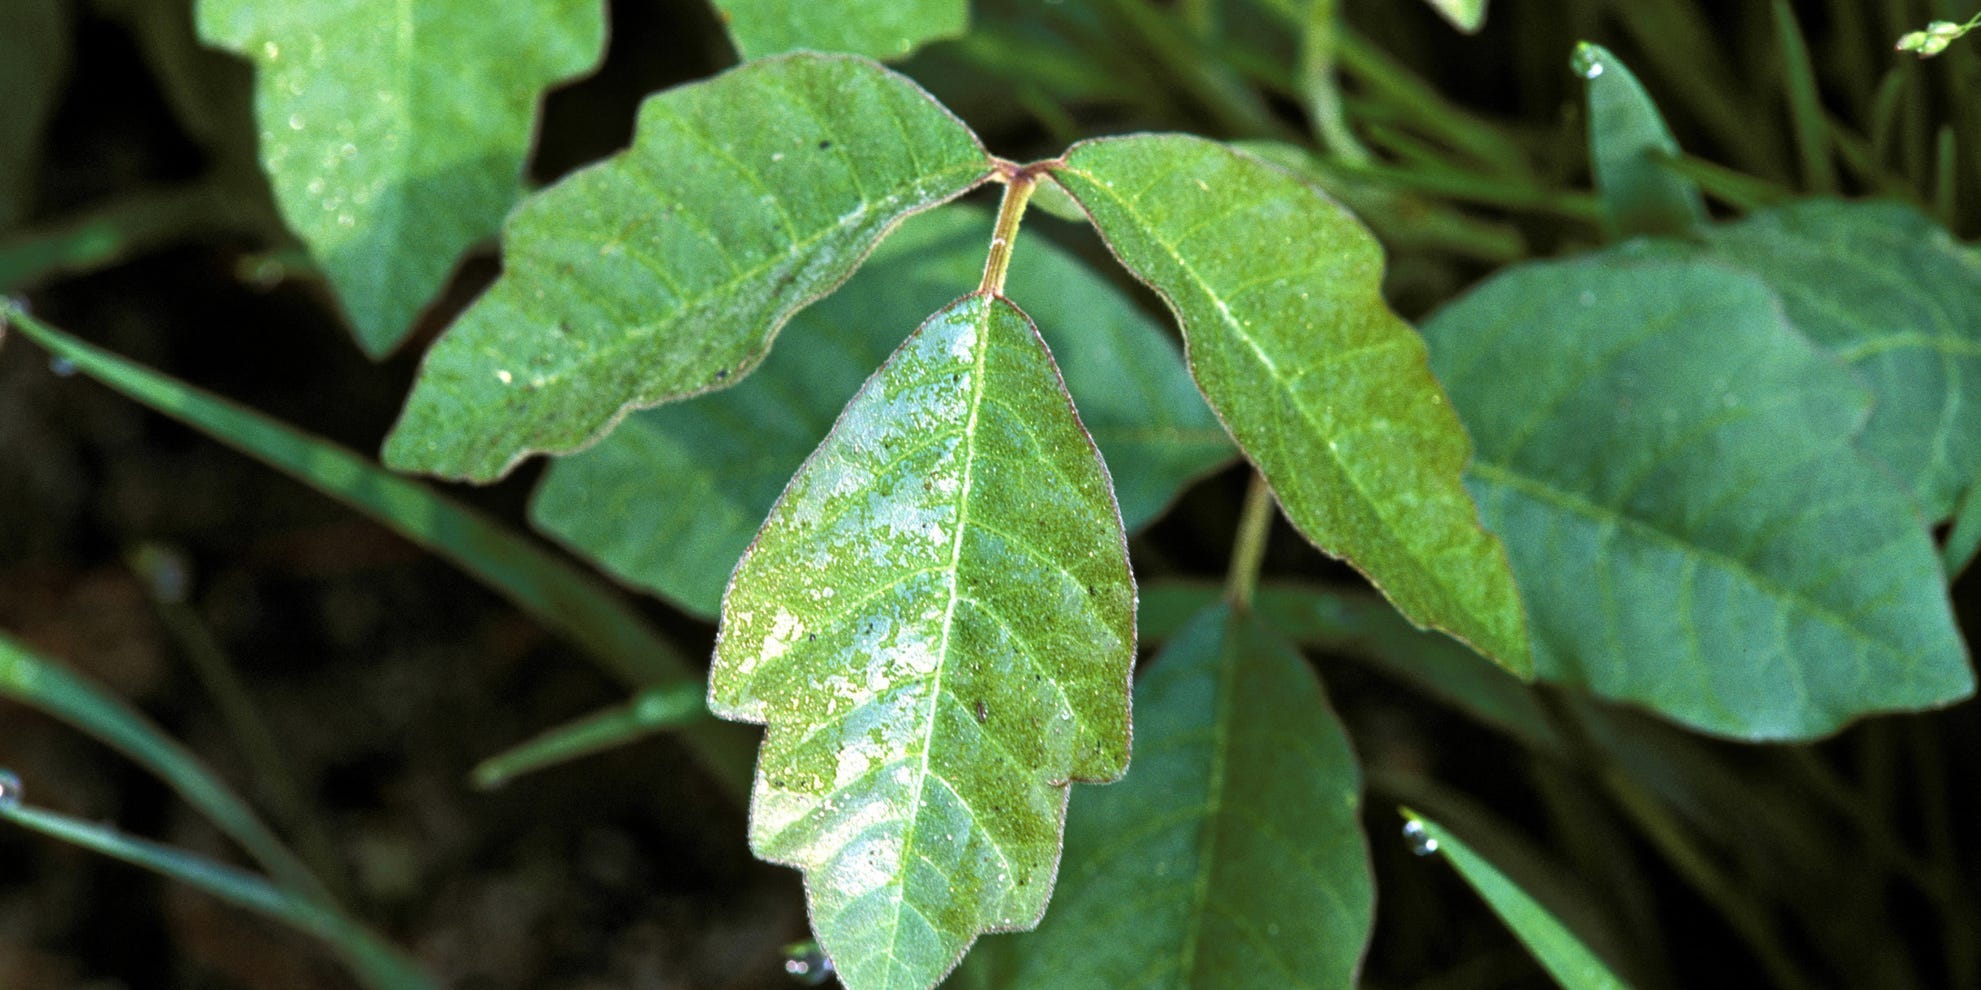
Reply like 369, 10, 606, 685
3, 1, 1980, 989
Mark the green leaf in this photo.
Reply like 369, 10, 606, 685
1401, 811, 1633, 990
0, 302, 757, 792
1422, 256, 1973, 739
715, 0, 968, 61
1421, 0, 1487, 33
1137, 582, 1563, 753
383, 53, 992, 481
1688, 199, 1981, 521
2, 803, 432, 990
710, 293, 1134, 990
195, 0, 605, 356
1571, 42, 1705, 240
966, 604, 1372, 989
0, 0, 68, 231
1049, 133, 1529, 673
529, 204, 1230, 618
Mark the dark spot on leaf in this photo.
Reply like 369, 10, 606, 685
973, 699, 988, 723
715, 368, 729, 379
818, 140, 832, 150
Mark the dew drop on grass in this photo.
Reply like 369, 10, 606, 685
1402, 819, 1438, 857
0, 769, 22, 811
782, 940, 834, 985
1570, 42, 1606, 80
48, 356, 76, 377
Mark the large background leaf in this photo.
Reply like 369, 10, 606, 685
1050, 134, 1529, 672
529, 204, 1231, 618
710, 293, 1134, 990
1423, 256, 1972, 738
382, 53, 991, 482
960, 603, 1372, 989
1685, 200, 1981, 521
714, 0, 968, 61
195, 0, 604, 356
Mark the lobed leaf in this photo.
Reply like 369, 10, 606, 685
1686, 199, 1981, 521
1572, 42, 1705, 240
195, 0, 605, 356
1049, 133, 1529, 673
1402, 812, 1633, 990
714, 0, 968, 61
964, 604, 1372, 989
529, 204, 1230, 618
1422, 256, 1973, 739
710, 293, 1134, 990
383, 53, 992, 482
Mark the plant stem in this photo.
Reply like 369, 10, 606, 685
980, 167, 1039, 296
1224, 474, 1275, 610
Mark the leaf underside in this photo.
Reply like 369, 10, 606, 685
1685, 199, 1981, 521
1423, 255, 1972, 739
710, 293, 1134, 990
714, 0, 968, 61
529, 204, 1231, 618
382, 53, 992, 482
195, 0, 605, 356
1050, 133, 1529, 673
964, 604, 1372, 990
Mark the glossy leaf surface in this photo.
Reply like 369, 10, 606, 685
1051, 134, 1528, 672
964, 604, 1371, 989
1403, 812, 1633, 990
384, 53, 992, 481
530, 205, 1230, 618
1423, 257, 1972, 739
195, 0, 605, 356
1690, 199, 1981, 520
715, 0, 967, 61
1573, 42, 1705, 240
710, 293, 1134, 990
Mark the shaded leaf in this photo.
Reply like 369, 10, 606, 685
195, 0, 605, 355
1689, 199, 1981, 521
710, 293, 1133, 990
964, 604, 1372, 989
1402, 811, 1633, 990
1572, 42, 1705, 240
1422, 256, 1972, 739
1050, 133, 1529, 672
715, 0, 968, 61
530, 205, 1230, 618
471, 682, 708, 790
383, 53, 992, 481
0, 0, 69, 231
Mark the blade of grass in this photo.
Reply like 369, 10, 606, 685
1655, 152, 1795, 211
0, 801, 432, 990
0, 631, 328, 904
1401, 809, 1636, 990
1299, 0, 1371, 164
1335, 28, 1532, 178
471, 681, 708, 790
1935, 124, 1959, 225
0, 302, 756, 797
1773, 0, 1839, 193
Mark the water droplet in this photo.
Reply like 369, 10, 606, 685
261, 41, 280, 60
336, 212, 355, 228
287, 113, 305, 131
782, 941, 834, 985
339, 143, 357, 160
1578, 290, 1596, 307
48, 356, 77, 377
0, 769, 22, 811
1571, 43, 1606, 79
495, 369, 513, 385
1402, 820, 1439, 857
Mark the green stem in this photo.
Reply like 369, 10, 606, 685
1224, 474, 1275, 610
980, 166, 1039, 296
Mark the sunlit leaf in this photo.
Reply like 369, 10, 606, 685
1050, 133, 1529, 673
383, 53, 992, 481
1688, 199, 1981, 521
530, 204, 1230, 618
710, 293, 1134, 990
1572, 42, 1705, 240
1402, 811, 1634, 990
1423, 256, 1973, 739
195, 0, 605, 356
1421, 0, 1487, 33
715, 0, 967, 61
963, 604, 1372, 989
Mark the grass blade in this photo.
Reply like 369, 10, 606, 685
1402, 809, 1635, 990
0, 302, 756, 796
0, 802, 432, 990
1772, 0, 1838, 193
472, 682, 708, 790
